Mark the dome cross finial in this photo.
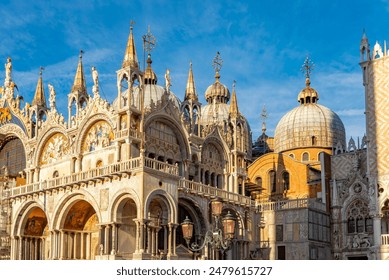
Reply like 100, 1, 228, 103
301, 55, 314, 79
142, 25, 156, 55
212, 51, 223, 79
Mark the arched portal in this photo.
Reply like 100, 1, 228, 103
18, 207, 48, 260
115, 197, 137, 258
144, 192, 174, 259
61, 200, 99, 259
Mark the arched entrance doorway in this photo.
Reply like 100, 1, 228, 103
18, 207, 48, 260
60, 200, 99, 259
115, 197, 137, 259
145, 193, 174, 259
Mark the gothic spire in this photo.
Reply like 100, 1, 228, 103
32, 67, 46, 107
229, 80, 239, 117
71, 50, 87, 94
122, 21, 139, 69
184, 62, 198, 101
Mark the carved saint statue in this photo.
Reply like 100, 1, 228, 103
92, 66, 99, 97
92, 66, 99, 86
48, 83, 56, 110
5, 57, 12, 81
165, 69, 171, 92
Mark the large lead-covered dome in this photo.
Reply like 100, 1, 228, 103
274, 78, 346, 153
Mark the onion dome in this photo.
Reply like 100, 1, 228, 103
204, 78, 230, 104
297, 78, 319, 104
144, 54, 157, 85
204, 51, 230, 104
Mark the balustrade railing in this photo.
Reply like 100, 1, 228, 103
144, 158, 179, 176
115, 129, 140, 140
11, 158, 139, 196
179, 179, 253, 208
255, 198, 326, 212
381, 234, 389, 245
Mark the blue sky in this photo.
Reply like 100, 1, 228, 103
1, 0, 388, 141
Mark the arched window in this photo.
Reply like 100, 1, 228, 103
255, 177, 263, 193
96, 160, 103, 168
347, 200, 372, 233
0, 137, 26, 177
302, 152, 309, 162
289, 154, 294, 159
269, 170, 276, 193
381, 200, 389, 234
282, 172, 290, 191
53, 170, 59, 178
311, 136, 317, 146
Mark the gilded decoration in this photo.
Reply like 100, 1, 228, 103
83, 120, 114, 152
64, 201, 97, 231
40, 133, 70, 165
23, 208, 48, 236
0, 107, 12, 125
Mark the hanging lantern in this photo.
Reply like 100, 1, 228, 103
222, 211, 236, 240
211, 198, 223, 217
181, 216, 194, 242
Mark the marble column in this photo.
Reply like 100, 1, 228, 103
73, 232, 78, 260
104, 225, 111, 255
151, 227, 156, 256
111, 223, 117, 255
98, 225, 104, 254
163, 225, 168, 255
172, 224, 177, 256
86, 233, 91, 260
147, 226, 152, 254
34, 238, 38, 260
60, 231, 65, 259
167, 224, 172, 257
373, 214, 382, 248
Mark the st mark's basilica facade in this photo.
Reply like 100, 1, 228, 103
0, 26, 388, 260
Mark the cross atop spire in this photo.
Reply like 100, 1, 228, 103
301, 55, 314, 79
39, 66, 44, 76
130, 20, 135, 30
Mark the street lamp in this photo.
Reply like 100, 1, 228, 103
181, 198, 236, 253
